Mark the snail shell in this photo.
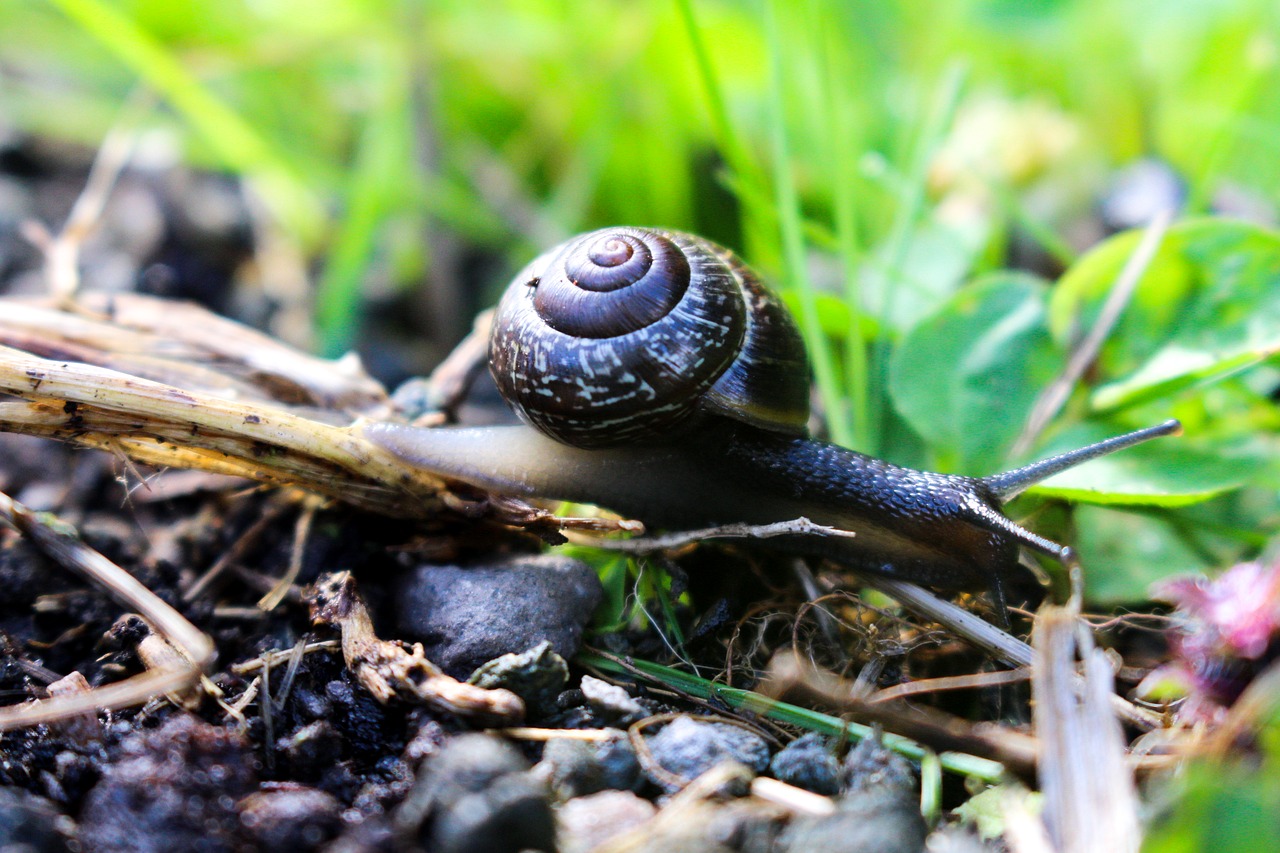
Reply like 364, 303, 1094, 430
488, 227, 810, 448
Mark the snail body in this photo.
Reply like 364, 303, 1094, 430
364, 227, 1180, 605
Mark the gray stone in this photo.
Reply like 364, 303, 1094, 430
769, 732, 839, 795
780, 788, 928, 853
469, 641, 569, 717
646, 717, 770, 789
395, 555, 603, 678
580, 674, 645, 724
537, 738, 604, 801
400, 734, 554, 853
841, 735, 916, 795
556, 790, 655, 853
595, 729, 643, 792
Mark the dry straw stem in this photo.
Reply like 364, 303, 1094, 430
1031, 605, 1142, 853
0, 293, 632, 533
867, 575, 1162, 731
764, 651, 1040, 780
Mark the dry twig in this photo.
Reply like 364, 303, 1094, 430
1012, 209, 1172, 455
764, 652, 1040, 780
305, 571, 524, 726
0, 491, 213, 730
1031, 604, 1142, 853
864, 575, 1161, 731
584, 517, 856, 553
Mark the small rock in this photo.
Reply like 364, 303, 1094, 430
769, 733, 839, 795
779, 788, 928, 853
557, 789, 656, 853
580, 674, 645, 724
400, 733, 554, 853
79, 714, 256, 853
238, 784, 342, 851
537, 738, 604, 801
775, 736, 926, 853
0, 786, 65, 851
595, 730, 643, 792
469, 641, 569, 717
322, 675, 393, 761
395, 555, 603, 678
841, 735, 916, 795
646, 717, 770, 789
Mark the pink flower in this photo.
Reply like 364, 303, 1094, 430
1149, 560, 1280, 711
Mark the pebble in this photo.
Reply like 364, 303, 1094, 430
556, 789, 656, 853
772, 735, 927, 853
779, 787, 928, 853
646, 717, 770, 789
537, 737, 604, 800
0, 786, 66, 851
580, 674, 646, 724
769, 732, 840, 795
78, 713, 256, 853
595, 729, 643, 792
401, 733, 555, 853
237, 784, 342, 851
469, 641, 569, 717
394, 555, 603, 678
841, 735, 916, 795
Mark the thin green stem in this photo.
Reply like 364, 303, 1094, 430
673, 0, 775, 264
818, 3, 871, 448
869, 62, 967, 454
766, 0, 851, 445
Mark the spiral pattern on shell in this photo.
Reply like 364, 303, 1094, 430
489, 227, 810, 448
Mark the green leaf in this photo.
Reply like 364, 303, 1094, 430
1146, 754, 1280, 853
863, 213, 992, 334
1049, 219, 1280, 414
1073, 505, 1220, 603
889, 274, 1058, 472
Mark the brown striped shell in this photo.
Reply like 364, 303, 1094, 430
488, 227, 811, 448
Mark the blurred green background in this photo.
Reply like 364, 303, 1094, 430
4, 0, 1277, 355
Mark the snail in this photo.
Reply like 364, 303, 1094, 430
363, 227, 1180, 609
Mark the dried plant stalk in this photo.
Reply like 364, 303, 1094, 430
1032, 605, 1142, 853
0, 294, 637, 534
0, 294, 389, 410
0, 343, 447, 518
306, 571, 524, 725
0, 491, 213, 730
